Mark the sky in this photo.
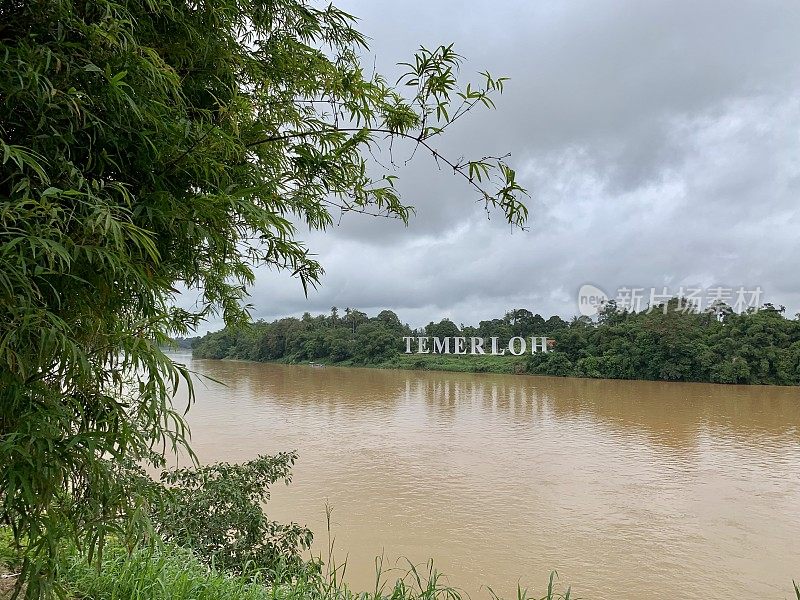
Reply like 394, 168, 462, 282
195, 0, 800, 331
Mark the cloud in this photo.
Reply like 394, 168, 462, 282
184, 0, 800, 330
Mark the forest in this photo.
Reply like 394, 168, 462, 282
191, 300, 800, 385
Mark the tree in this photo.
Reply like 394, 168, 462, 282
375, 310, 403, 330
194, 303, 800, 386
506, 308, 535, 337
349, 309, 368, 333
0, 0, 527, 596
477, 318, 512, 344
425, 319, 462, 339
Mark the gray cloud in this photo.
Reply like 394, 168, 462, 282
187, 0, 800, 331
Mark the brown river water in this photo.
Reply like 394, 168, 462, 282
169, 353, 800, 600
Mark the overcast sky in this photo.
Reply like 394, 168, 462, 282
203, 0, 800, 330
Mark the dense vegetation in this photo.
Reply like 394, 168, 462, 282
192, 300, 800, 385
1, 0, 527, 595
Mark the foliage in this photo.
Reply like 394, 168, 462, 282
149, 452, 315, 580
0, 527, 21, 572
61, 543, 297, 600
6, 534, 577, 600
385, 354, 527, 374
194, 301, 800, 385
3, 525, 800, 600
171, 336, 202, 350
0, 0, 526, 596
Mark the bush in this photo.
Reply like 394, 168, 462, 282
149, 452, 316, 581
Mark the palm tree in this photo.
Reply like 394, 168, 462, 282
330, 306, 339, 327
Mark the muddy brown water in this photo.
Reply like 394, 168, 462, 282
169, 353, 800, 600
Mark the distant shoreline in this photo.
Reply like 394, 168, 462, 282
184, 351, 800, 388
185, 304, 800, 387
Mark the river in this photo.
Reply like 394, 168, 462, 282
169, 353, 800, 600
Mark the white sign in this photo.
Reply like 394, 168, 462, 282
403, 336, 550, 355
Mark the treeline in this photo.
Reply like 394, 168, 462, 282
191, 301, 800, 385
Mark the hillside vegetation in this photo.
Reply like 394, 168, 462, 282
192, 301, 800, 385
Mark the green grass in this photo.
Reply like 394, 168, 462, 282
3, 529, 800, 600
0, 530, 575, 600
64, 544, 576, 600
61, 545, 576, 600
378, 353, 528, 375
278, 353, 529, 375
62, 545, 277, 600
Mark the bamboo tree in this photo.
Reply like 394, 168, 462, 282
0, 0, 527, 596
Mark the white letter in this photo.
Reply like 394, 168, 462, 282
530, 336, 549, 353
417, 337, 430, 353
403, 336, 414, 353
508, 336, 526, 356
453, 337, 466, 354
470, 337, 485, 355
490, 337, 506, 355
433, 337, 451, 354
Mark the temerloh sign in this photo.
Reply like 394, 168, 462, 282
403, 336, 551, 356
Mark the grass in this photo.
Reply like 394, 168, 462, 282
380, 353, 527, 374
3, 528, 800, 600
0, 528, 575, 600
61, 546, 576, 600
217, 351, 531, 376
63, 545, 274, 600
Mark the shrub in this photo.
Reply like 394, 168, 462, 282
150, 452, 316, 581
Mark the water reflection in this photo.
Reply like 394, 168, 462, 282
172, 354, 800, 600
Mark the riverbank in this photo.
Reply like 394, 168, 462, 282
0, 532, 575, 600
183, 351, 530, 376
189, 305, 800, 386
188, 351, 800, 387
302, 353, 529, 375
